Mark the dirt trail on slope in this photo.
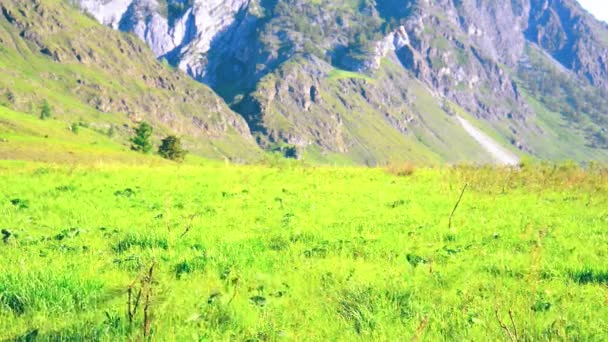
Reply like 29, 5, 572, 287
456, 116, 519, 165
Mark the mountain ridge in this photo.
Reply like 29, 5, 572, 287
2, 0, 608, 164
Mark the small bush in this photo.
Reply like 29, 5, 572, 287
0, 292, 26, 315
386, 162, 415, 177
107, 125, 116, 138
2, 90, 15, 105
158, 135, 187, 162
70, 123, 79, 134
113, 234, 169, 253
130, 122, 153, 153
174, 255, 207, 279
10, 198, 29, 209
39, 100, 52, 120
114, 188, 136, 197
268, 142, 298, 159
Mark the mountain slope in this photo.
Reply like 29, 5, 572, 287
74, 0, 608, 164
0, 0, 261, 161
3, 0, 607, 164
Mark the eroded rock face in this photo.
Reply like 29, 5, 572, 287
526, 0, 608, 90
78, 0, 132, 29
78, 0, 608, 102
78, 0, 251, 80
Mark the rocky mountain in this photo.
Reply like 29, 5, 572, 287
5, 0, 608, 164
72, 0, 608, 164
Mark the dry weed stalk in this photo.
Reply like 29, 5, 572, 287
448, 184, 468, 229
495, 308, 520, 342
411, 316, 429, 342
127, 262, 156, 339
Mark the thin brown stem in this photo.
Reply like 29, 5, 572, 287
449, 184, 468, 229
495, 308, 516, 342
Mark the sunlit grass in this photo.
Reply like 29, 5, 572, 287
0, 160, 606, 340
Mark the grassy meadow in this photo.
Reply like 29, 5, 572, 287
1, 1, 608, 340
1, 159, 607, 340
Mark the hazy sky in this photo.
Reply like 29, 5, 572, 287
578, 0, 608, 22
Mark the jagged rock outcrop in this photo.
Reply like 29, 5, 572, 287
526, 0, 608, 90
78, 0, 252, 81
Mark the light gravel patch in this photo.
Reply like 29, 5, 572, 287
457, 116, 519, 165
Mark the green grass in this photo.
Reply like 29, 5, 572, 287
0, 105, 177, 165
327, 68, 376, 83
0, 159, 607, 340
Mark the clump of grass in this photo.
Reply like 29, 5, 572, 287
0, 272, 103, 315
10, 198, 29, 209
267, 236, 290, 251
385, 162, 415, 177
114, 255, 143, 272
568, 268, 608, 285
174, 255, 207, 279
113, 234, 169, 253
55, 185, 77, 192
114, 188, 136, 197
70, 122, 79, 134
406, 253, 428, 267
54, 228, 82, 241
338, 287, 378, 334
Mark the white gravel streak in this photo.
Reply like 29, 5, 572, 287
456, 116, 519, 165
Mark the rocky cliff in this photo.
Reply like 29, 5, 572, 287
78, 0, 252, 82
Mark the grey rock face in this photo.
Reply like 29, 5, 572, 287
78, 0, 251, 80
526, 0, 608, 90
78, 0, 608, 99
78, 0, 132, 29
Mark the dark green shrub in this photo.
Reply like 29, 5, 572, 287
174, 255, 207, 279
39, 100, 51, 120
10, 198, 29, 209
114, 188, 136, 197
569, 268, 608, 285
268, 142, 298, 159
2, 90, 15, 105
158, 135, 187, 161
70, 123, 79, 134
0, 292, 26, 315
130, 122, 153, 153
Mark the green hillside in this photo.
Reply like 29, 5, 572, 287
0, 0, 261, 162
0, 105, 177, 164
